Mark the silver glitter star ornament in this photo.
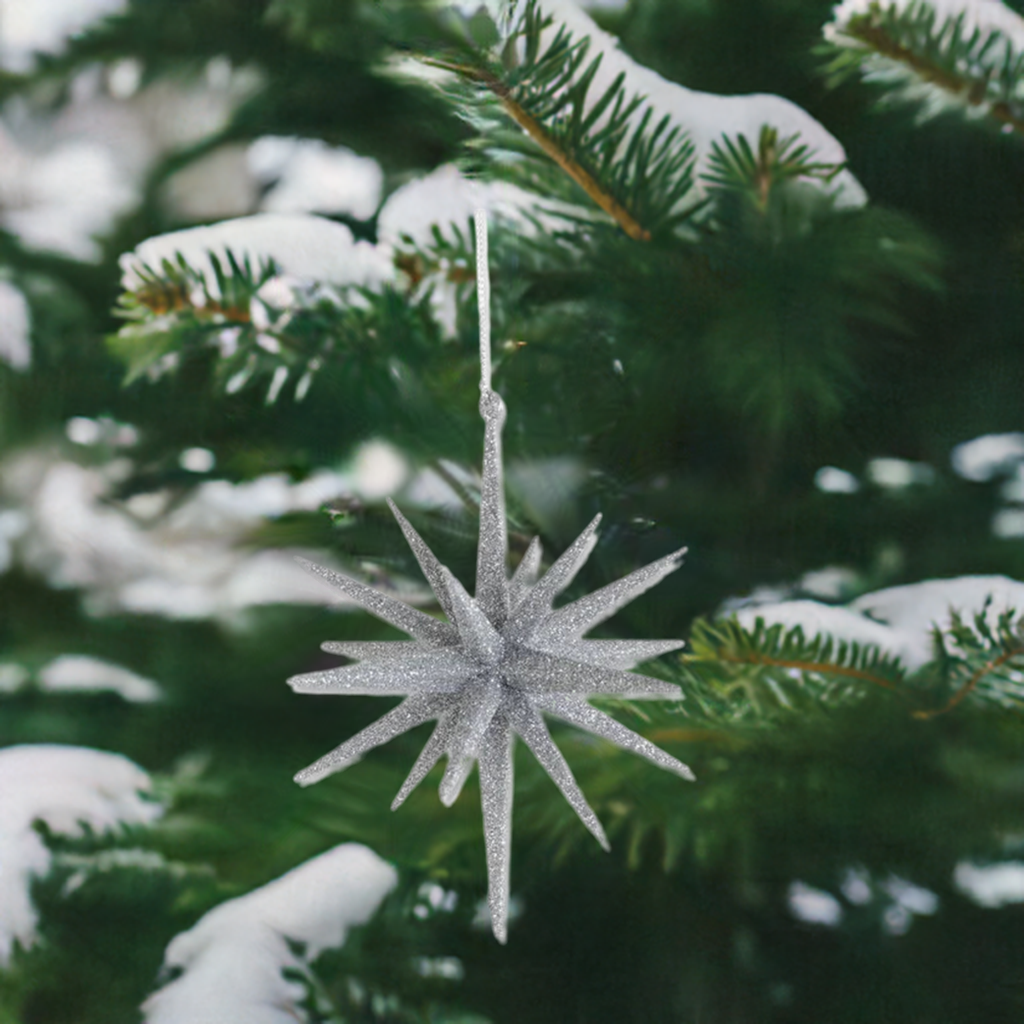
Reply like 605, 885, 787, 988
291, 211, 694, 943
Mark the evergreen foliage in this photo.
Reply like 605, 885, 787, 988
1, 0, 1024, 1021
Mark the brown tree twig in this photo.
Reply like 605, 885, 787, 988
914, 642, 1024, 719
422, 56, 652, 241
846, 19, 1024, 135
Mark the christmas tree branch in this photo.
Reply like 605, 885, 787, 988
823, 1, 1024, 134
427, 57, 652, 241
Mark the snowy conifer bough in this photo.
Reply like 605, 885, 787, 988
0, 745, 161, 965
823, 0, 1024, 132
143, 844, 396, 1024
290, 214, 693, 943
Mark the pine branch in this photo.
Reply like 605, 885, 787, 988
703, 126, 846, 211
422, 0, 698, 241
679, 615, 909, 724
823, 0, 1024, 134
914, 604, 1024, 717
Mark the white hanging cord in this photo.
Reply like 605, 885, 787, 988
474, 209, 491, 392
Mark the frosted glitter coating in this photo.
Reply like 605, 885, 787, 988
289, 213, 693, 943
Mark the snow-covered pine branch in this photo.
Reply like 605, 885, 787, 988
141, 844, 397, 1024
438, 0, 864, 239
0, 745, 161, 964
823, 0, 1024, 133
685, 574, 1024, 721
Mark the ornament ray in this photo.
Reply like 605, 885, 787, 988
297, 557, 457, 647
439, 674, 504, 806
288, 656, 471, 695
293, 695, 445, 786
478, 711, 515, 944
506, 649, 680, 698
509, 536, 543, 607
386, 499, 459, 622
537, 547, 688, 642
320, 640, 427, 660
509, 695, 610, 851
392, 715, 455, 809
553, 638, 686, 670
538, 694, 695, 781
506, 514, 602, 641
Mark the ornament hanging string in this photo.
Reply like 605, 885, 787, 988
474, 209, 492, 392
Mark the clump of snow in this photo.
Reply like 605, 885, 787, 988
0, 281, 31, 372
529, 0, 866, 208
0, 0, 126, 71
142, 844, 397, 1024
38, 655, 162, 702
249, 137, 384, 220
815, 465, 860, 493
788, 881, 843, 926
377, 164, 537, 251
120, 214, 395, 295
865, 457, 934, 489
992, 507, 1024, 539
827, 0, 1024, 61
0, 744, 160, 964
0, 125, 136, 262
0, 444, 427, 620
951, 432, 1024, 482
850, 575, 1024, 666
736, 598, 914, 661
954, 860, 1024, 907
736, 574, 1024, 672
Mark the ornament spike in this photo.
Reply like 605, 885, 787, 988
505, 514, 602, 642
392, 716, 453, 810
320, 640, 423, 660
386, 499, 460, 623
538, 695, 695, 781
506, 649, 681, 698
296, 557, 456, 647
537, 546, 688, 643
288, 654, 470, 696
478, 711, 514, 944
293, 695, 442, 787
509, 695, 610, 851
560, 638, 687, 670
509, 536, 543, 607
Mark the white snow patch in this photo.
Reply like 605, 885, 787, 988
121, 214, 395, 296
851, 575, 1024, 667
531, 0, 866, 208
0, 446, 429, 620
954, 861, 1024, 908
0, 0, 126, 71
866, 457, 934, 489
952, 432, 1024, 482
38, 655, 162, 702
0, 281, 31, 372
249, 137, 384, 220
736, 599, 913, 662
788, 881, 843, 926
815, 465, 860, 493
0, 744, 160, 964
142, 844, 397, 1024
827, 0, 1024, 61
992, 507, 1024, 539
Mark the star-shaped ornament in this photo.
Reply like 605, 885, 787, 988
291, 214, 693, 942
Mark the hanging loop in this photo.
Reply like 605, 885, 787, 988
474, 208, 505, 426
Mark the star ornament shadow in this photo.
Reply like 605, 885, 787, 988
290, 390, 693, 943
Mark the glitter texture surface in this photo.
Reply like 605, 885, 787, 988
290, 212, 693, 943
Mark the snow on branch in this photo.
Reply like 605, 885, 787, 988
141, 844, 397, 1024
823, 0, 1024, 132
438, 0, 865, 239
0, 744, 161, 964
685, 574, 1024, 721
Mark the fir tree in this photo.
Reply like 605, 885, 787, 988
1, 0, 1024, 1021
